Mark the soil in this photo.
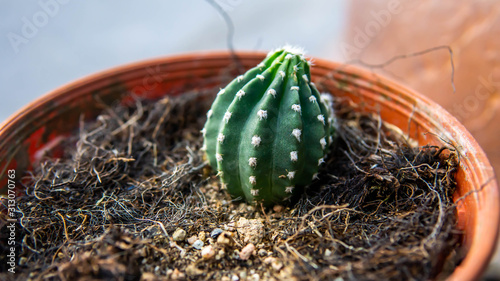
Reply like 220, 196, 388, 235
0, 88, 462, 281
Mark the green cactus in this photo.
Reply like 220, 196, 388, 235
202, 46, 336, 206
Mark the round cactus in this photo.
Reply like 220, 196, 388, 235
202, 46, 336, 206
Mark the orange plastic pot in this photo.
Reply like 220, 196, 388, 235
0, 51, 498, 280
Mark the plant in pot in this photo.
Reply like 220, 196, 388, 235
0, 47, 498, 281
202, 47, 335, 206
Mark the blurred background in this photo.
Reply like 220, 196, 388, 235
0, 0, 348, 122
1, 0, 500, 279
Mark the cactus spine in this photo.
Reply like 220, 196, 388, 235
202, 47, 336, 206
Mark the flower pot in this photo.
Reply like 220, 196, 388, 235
346, 1, 500, 189
0, 51, 498, 280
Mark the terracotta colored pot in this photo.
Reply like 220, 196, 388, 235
344, 0, 500, 189
0, 51, 498, 280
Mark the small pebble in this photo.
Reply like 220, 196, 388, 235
224, 221, 236, 231
19, 257, 27, 266
232, 249, 240, 259
263, 256, 275, 265
217, 231, 235, 247
210, 228, 223, 239
273, 205, 284, 212
187, 235, 198, 245
232, 274, 240, 281
324, 249, 332, 257
250, 273, 260, 281
172, 228, 186, 242
193, 239, 204, 250
201, 245, 215, 259
239, 243, 255, 260
263, 256, 283, 271
216, 249, 225, 260
271, 260, 283, 271
258, 249, 268, 257
198, 231, 206, 242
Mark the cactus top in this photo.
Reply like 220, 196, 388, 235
202, 47, 336, 206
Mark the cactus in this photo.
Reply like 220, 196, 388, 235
202, 46, 336, 206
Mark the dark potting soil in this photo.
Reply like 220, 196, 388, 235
0, 88, 462, 281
